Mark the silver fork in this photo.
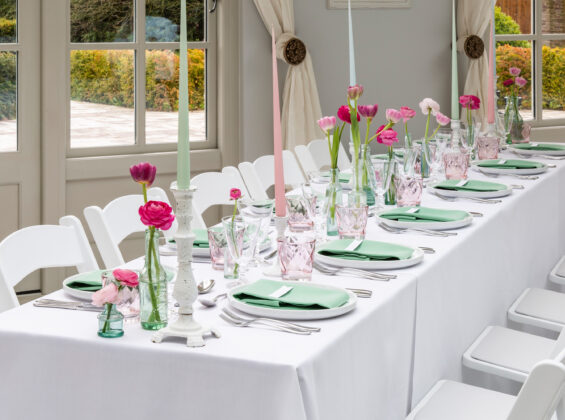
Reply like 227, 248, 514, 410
430, 191, 502, 204
219, 312, 312, 335
478, 169, 539, 181
34, 299, 102, 312
378, 222, 456, 237
314, 261, 396, 281
510, 151, 565, 160
346, 288, 372, 298
223, 308, 320, 332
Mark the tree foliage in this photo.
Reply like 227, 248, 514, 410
495, 6, 530, 48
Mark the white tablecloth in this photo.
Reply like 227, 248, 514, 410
1, 151, 564, 420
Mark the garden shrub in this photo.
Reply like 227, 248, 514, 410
0, 17, 15, 42
0, 51, 16, 120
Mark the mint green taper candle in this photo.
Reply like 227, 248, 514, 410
348, 0, 356, 86
451, 0, 459, 121
177, 0, 190, 189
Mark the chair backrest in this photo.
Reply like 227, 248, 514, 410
307, 139, 351, 171
294, 145, 318, 176
0, 215, 99, 312
84, 187, 175, 269
238, 161, 269, 201
190, 170, 249, 228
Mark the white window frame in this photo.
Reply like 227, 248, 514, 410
496, 0, 565, 127
65, 0, 217, 157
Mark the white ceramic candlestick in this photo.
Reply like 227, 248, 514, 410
152, 182, 220, 347
263, 215, 288, 277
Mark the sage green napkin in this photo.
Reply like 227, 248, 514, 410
379, 207, 469, 223
372, 150, 404, 160
233, 279, 350, 310
168, 229, 209, 248
512, 143, 565, 151
320, 171, 352, 183
66, 270, 105, 291
317, 239, 414, 261
435, 179, 506, 192
477, 159, 543, 169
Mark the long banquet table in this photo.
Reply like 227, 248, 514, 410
1, 150, 565, 420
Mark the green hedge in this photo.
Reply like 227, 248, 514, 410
0, 51, 16, 120
0, 17, 15, 42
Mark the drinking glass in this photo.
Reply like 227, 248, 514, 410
221, 216, 246, 281
278, 235, 316, 281
422, 142, 445, 184
286, 195, 314, 232
302, 183, 325, 240
207, 227, 226, 270
239, 209, 262, 268
240, 198, 274, 265
443, 148, 470, 180
476, 135, 500, 160
370, 159, 395, 210
336, 204, 369, 240
394, 173, 423, 207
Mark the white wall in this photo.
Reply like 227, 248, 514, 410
240, 0, 454, 161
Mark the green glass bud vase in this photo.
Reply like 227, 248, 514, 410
325, 168, 342, 236
360, 145, 375, 206
97, 303, 124, 338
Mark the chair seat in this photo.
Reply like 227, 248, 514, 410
407, 380, 515, 420
463, 326, 555, 381
514, 288, 565, 325
549, 255, 565, 285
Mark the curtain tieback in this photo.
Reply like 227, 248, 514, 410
457, 34, 485, 59
276, 32, 307, 65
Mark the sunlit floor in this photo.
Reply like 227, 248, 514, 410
0, 101, 206, 152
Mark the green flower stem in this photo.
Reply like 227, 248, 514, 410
230, 199, 239, 278
146, 226, 161, 323
424, 109, 431, 142
102, 303, 113, 333
330, 170, 337, 219
142, 184, 148, 204
367, 122, 393, 144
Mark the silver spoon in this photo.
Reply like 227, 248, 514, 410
199, 292, 227, 307
197, 279, 215, 294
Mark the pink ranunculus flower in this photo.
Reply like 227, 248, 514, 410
230, 188, 242, 200
358, 104, 378, 119
509, 67, 521, 76
385, 108, 402, 124
515, 76, 527, 87
112, 269, 139, 288
400, 106, 416, 122
129, 162, 156, 187
459, 95, 481, 110
419, 98, 440, 116
435, 111, 451, 126
92, 283, 119, 307
347, 84, 364, 101
139, 200, 175, 230
375, 124, 386, 143
378, 129, 399, 146
337, 105, 360, 124
503, 78, 515, 87
317, 116, 337, 132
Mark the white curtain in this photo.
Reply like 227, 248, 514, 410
457, 0, 492, 126
253, 0, 323, 150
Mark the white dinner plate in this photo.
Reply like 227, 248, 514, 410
471, 161, 548, 176
315, 246, 424, 270
63, 266, 177, 301
375, 210, 473, 231
509, 143, 565, 156
227, 282, 357, 320
429, 183, 513, 199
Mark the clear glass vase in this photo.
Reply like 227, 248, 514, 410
222, 216, 246, 280
360, 145, 375, 206
348, 161, 368, 207
97, 303, 124, 338
504, 96, 529, 144
324, 168, 342, 237
139, 228, 168, 330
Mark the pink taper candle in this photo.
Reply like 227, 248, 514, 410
487, 14, 495, 124
271, 26, 286, 217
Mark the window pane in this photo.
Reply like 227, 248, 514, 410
70, 0, 134, 43
496, 42, 533, 120
0, 51, 16, 152
542, 0, 565, 34
70, 50, 135, 148
145, 49, 206, 144
542, 41, 565, 119
0, 0, 16, 43
496, 1, 531, 35
146, 0, 204, 42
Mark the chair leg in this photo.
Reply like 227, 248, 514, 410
556, 399, 565, 420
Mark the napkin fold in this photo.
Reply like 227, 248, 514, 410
168, 229, 209, 248
233, 279, 350, 310
477, 159, 543, 169
320, 171, 352, 183
379, 207, 469, 223
513, 143, 565, 151
317, 239, 414, 261
66, 270, 105, 291
434, 179, 506, 192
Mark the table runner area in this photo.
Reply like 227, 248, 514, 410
1, 151, 565, 420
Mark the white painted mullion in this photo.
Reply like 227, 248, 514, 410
0, 44, 19, 52
68, 42, 135, 50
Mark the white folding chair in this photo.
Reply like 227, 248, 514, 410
307, 139, 351, 171
190, 170, 249, 228
407, 349, 565, 420
238, 151, 305, 200
0, 216, 99, 313
550, 255, 565, 285
84, 187, 175, 269
294, 145, 318, 176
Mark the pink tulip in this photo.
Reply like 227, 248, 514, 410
229, 188, 242, 200
503, 78, 515, 87
385, 108, 402, 124
419, 98, 440, 116
337, 105, 360, 124
129, 162, 156, 187
139, 200, 175, 230
509, 67, 521, 76
378, 129, 399, 146
347, 84, 364, 101
515, 77, 527, 88
92, 283, 119, 307
112, 269, 139, 288
400, 106, 416, 123
318, 116, 337, 133
358, 104, 379, 119
435, 111, 451, 126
